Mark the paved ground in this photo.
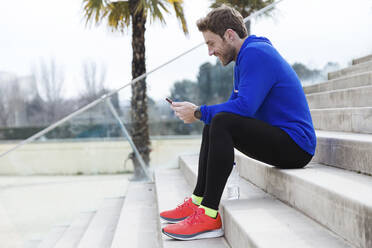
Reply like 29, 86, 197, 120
0, 174, 131, 248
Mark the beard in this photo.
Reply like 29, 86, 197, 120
218, 43, 236, 66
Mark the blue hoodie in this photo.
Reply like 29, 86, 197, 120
200, 35, 316, 155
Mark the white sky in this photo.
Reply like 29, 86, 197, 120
0, 0, 372, 101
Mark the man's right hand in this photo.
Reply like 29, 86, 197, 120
171, 101, 198, 124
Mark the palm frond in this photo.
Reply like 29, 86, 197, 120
170, 1, 189, 35
146, 0, 188, 35
82, 0, 188, 35
106, 1, 131, 32
147, 0, 167, 24
82, 0, 106, 25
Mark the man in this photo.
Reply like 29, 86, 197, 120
160, 5, 316, 241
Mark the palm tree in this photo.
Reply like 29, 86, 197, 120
210, 0, 275, 35
82, 0, 188, 180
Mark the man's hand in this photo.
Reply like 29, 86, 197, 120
171, 101, 198, 124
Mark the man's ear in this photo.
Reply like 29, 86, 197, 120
224, 29, 236, 42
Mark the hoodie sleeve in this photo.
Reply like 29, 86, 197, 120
200, 47, 277, 124
227, 89, 237, 101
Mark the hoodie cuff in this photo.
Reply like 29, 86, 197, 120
200, 105, 210, 124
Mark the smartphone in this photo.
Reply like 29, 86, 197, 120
165, 97, 173, 104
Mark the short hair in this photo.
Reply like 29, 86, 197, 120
197, 5, 247, 39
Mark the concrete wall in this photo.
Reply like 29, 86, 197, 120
0, 136, 201, 175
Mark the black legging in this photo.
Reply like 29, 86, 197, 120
193, 112, 313, 210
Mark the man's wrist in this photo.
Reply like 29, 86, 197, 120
194, 106, 202, 120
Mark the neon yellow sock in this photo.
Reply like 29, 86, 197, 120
200, 205, 218, 218
191, 194, 203, 206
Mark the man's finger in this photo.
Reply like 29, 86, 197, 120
173, 106, 183, 112
171, 102, 184, 107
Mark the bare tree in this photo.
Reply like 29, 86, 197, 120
0, 76, 25, 127
77, 60, 109, 126
8, 80, 25, 126
0, 83, 11, 126
32, 58, 65, 124
81, 60, 107, 103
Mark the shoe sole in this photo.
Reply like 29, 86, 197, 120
162, 228, 224, 240
160, 215, 188, 224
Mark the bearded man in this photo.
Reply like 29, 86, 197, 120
160, 5, 316, 241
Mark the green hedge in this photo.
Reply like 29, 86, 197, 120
0, 121, 203, 140
0, 127, 45, 140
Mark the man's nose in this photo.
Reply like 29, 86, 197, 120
208, 47, 214, 56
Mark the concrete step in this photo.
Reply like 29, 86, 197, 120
353, 54, 372, 65
77, 197, 124, 248
53, 211, 95, 248
234, 151, 372, 248
311, 107, 372, 134
306, 85, 372, 109
178, 155, 351, 248
313, 130, 372, 176
24, 240, 42, 248
110, 182, 161, 248
155, 168, 231, 248
37, 225, 68, 248
0, 200, 23, 248
303, 71, 372, 94
328, 60, 372, 80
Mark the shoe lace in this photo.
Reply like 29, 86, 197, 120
175, 197, 191, 210
185, 208, 204, 225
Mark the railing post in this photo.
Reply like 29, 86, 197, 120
106, 98, 153, 182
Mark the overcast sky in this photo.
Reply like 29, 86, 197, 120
0, 0, 372, 101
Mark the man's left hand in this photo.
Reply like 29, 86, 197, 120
171, 101, 198, 124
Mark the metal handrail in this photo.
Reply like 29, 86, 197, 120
0, 0, 283, 159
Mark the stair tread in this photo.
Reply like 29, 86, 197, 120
77, 197, 124, 248
110, 182, 161, 248
316, 129, 372, 142
328, 60, 372, 79
314, 130, 372, 176
311, 106, 372, 111
303, 71, 372, 93
24, 240, 42, 248
337, 59, 372, 70
353, 54, 372, 65
242, 154, 372, 206
175, 156, 351, 248
53, 211, 95, 248
37, 225, 68, 248
306, 83, 372, 96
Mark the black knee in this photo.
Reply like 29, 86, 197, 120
210, 112, 232, 130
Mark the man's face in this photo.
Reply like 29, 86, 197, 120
202, 30, 236, 66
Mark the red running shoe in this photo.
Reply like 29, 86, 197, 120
162, 207, 224, 240
160, 197, 199, 223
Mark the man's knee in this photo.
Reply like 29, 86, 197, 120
209, 113, 239, 134
210, 112, 231, 127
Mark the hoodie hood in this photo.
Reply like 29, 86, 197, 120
244, 35, 272, 46
236, 35, 273, 65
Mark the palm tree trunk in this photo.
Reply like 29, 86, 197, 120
129, 0, 150, 181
